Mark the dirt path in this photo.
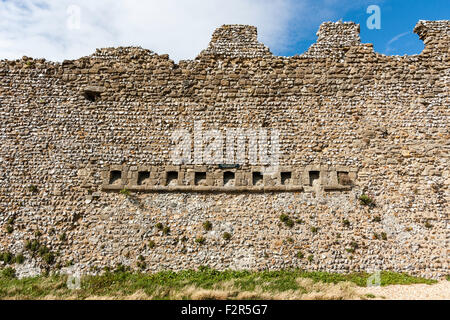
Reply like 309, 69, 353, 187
357, 281, 450, 300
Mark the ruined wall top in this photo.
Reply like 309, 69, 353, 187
1, 20, 448, 64
193, 20, 449, 60
302, 21, 361, 58
413, 20, 450, 41
197, 22, 363, 59
197, 24, 272, 59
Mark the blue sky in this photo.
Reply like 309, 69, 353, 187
0, 0, 448, 61
282, 0, 449, 57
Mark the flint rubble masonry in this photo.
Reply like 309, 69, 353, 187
0, 20, 448, 279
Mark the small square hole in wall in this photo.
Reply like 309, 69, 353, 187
194, 172, 207, 186
223, 171, 235, 186
83, 90, 101, 102
166, 171, 178, 186
309, 171, 320, 186
338, 171, 351, 185
252, 172, 263, 186
109, 170, 122, 185
137, 171, 150, 185
281, 172, 292, 185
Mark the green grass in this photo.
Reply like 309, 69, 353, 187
359, 194, 374, 206
0, 267, 439, 300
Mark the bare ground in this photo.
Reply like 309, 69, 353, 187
34, 280, 450, 300
2, 277, 448, 300
357, 281, 450, 300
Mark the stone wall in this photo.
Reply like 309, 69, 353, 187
0, 21, 448, 279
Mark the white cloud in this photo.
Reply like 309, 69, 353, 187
0, 0, 366, 62
384, 31, 423, 55
387, 32, 410, 46
0, 0, 302, 62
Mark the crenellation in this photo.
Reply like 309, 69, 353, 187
198, 24, 273, 59
302, 21, 362, 59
